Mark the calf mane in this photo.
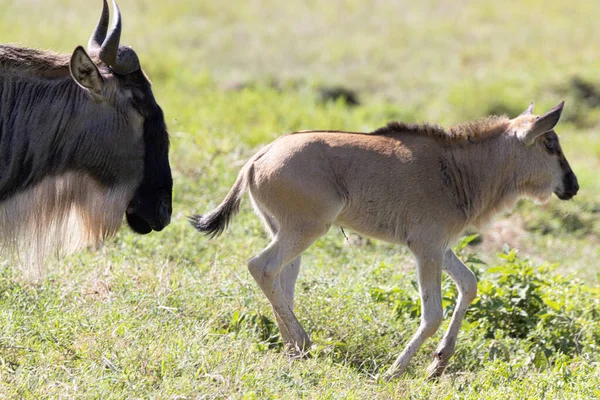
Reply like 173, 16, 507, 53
0, 45, 71, 78
373, 116, 510, 144
290, 116, 510, 145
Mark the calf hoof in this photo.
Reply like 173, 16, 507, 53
426, 353, 449, 381
381, 366, 405, 382
284, 335, 312, 359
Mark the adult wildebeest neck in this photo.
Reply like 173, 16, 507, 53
0, 61, 143, 201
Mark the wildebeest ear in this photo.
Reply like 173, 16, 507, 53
70, 46, 104, 95
521, 101, 565, 145
519, 101, 535, 116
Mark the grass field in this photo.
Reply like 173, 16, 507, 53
1, 0, 600, 398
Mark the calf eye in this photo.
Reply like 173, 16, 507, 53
545, 140, 557, 151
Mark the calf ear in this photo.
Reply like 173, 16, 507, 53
69, 46, 104, 95
521, 101, 564, 145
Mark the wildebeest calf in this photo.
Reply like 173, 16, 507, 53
0, 0, 172, 275
190, 101, 578, 379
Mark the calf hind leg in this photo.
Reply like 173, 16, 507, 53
252, 211, 303, 345
255, 212, 302, 309
248, 223, 328, 353
279, 256, 302, 310
272, 256, 302, 347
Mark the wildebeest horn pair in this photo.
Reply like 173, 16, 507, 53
87, 0, 139, 75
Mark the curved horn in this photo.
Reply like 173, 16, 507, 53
99, 0, 122, 67
87, 0, 110, 57
98, 0, 140, 75
519, 101, 535, 116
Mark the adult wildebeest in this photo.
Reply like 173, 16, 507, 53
0, 0, 172, 273
190, 101, 578, 379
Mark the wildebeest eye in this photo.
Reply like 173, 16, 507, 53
545, 140, 557, 151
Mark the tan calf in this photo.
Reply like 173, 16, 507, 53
191, 101, 578, 379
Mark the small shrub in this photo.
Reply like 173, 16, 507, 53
371, 239, 600, 372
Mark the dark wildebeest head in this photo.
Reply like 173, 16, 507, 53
75, 0, 173, 233
511, 101, 579, 201
0, 0, 172, 272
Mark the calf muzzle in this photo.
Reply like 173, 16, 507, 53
556, 171, 579, 200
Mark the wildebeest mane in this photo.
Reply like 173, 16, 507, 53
0, 45, 71, 78
0, 172, 133, 281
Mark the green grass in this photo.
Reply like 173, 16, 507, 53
1, 0, 600, 398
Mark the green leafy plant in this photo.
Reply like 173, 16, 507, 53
371, 241, 600, 373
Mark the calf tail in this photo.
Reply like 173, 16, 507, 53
189, 168, 249, 238
189, 144, 271, 238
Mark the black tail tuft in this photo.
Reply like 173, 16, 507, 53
188, 213, 228, 238
189, 152, 255, 238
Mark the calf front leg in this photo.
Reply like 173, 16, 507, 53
383, 249, 444, 380
427, 249, 477, 380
